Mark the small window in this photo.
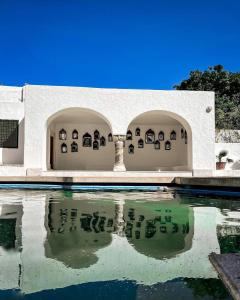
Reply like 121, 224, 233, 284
145, 129, 155, 144
170, 130, 176, 140
72, 129, 78, 139
94, 130, 100, 140
126, 130, 132, 140
135, 127, 141, 136
93, 140, 99, 150
59, 129, 67, 140
158, 131, 164, 141
71, 142, 78, 152
100, 136, 106, 146
138, 138, 144, 148
61, 143, 67, 153
83, 133, 92, 147
128, 144, 134, 154
154, 140, 160, 150
108, 133, 113, 142
0, 119, 18, 148
165, 141, 171, 150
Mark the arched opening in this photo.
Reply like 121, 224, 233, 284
46, 108, 114, 170
124, 110, 192, 171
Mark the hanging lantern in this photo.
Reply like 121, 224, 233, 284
154, 140, 160, 150
170, 130, 176, 140
165, 141, 171, 150
126, 130, 132, 140
59, 129, 67, 140
61, 143, 67, 153
72, 129, 78, 139
108, 133, 113, 142
138, 138, 144, 148
135, 127, 141, 136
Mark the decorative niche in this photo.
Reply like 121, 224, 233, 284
61, 143, 67, 153
138, 138, 144, 148
154, 140, 160, 150
145, 129, 155, 144
100, 136, 106, 146
128, 144, 134, 154
135, 127, 141, 136
158, 131, 164, 141
184, 130, 188, 144
170, 130, 176, 140
93, 140, 99, 150
71, 142, 78, 152
108, 133, 113, 142
181, 128, 184, 139
72, 129, 78, 140
126, 130, 132, 140
59, 129, 67, 140
82, 133, 92, 147
165, 141, 171, 150
94, 130, 100, 140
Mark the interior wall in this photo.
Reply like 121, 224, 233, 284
50, 123, 114, 170
124, 125, 188, 171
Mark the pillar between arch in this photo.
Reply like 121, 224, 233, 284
113, 135, 126, 171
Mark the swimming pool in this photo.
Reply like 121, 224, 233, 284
0, 188, 238, 299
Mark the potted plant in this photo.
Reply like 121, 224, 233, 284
216, 150, 228, 170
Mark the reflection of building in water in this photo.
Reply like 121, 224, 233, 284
0, 203, 23, 251
45, 196, 116, 268
124, 201, 194, 259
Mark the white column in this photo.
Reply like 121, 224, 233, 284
113, 135, 126, 171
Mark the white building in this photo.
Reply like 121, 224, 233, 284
0, 84, 216, 177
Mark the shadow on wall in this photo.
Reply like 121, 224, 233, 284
2, 119, 24, 165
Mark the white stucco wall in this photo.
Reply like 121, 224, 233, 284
124, 125, 188, 171
0, 86, 24, 165
23, 85, 215, 174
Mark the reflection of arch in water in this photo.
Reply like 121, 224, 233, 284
124, 200, 194, 259
44, 197, 116, 269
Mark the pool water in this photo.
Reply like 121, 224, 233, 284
0, 188, 239, 300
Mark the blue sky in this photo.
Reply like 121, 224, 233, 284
0, 0, 240, 89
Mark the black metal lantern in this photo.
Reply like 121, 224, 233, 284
108, 133, 113, 142
61, 143, 67, 153
154, 140, 160, 150
93, 140, 99, 150
100, 136, 106, 146
181, 128, 184, 139
128, 144, 134, 154
165, 141, 171, 150
82, 133, 92, 147
170, 130, 176, 140
72, 129, 78, 139
126, 130, 132, 140
135, 127, 141, 136
158, 131, 164, 141
145, 129, 155, 144
184, 130, 188, 144
71, 142, 78, 152
94, 130, 100, 140
59, 129, 67, 140
138, 138, 144, 148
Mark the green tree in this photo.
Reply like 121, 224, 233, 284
174, 65, 240, 129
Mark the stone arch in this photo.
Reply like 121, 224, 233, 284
124, 110, 192, 171
45, 107, 114, 170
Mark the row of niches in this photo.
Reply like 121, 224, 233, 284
60, 138, 110, 153
59, 129, 113, 142
127, 140, 173, 154
127, 128, 188, 144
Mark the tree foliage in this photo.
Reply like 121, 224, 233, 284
174, 65, 240, 129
